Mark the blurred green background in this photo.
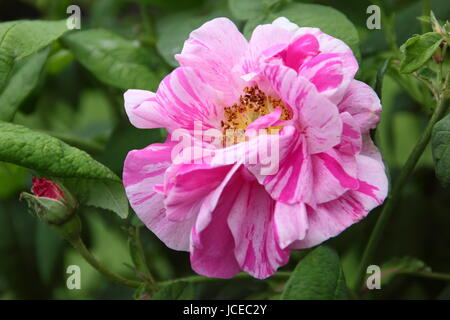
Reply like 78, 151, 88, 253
0, 0, 449, 299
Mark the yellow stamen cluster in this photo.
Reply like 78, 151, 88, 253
220, 86, 292, 145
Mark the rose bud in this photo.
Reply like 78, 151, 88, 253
20, 178, 78, 231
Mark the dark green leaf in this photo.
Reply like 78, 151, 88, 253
63, 29, 159, 90
244, 3, 360, 59
0, 121, 128, 218
0, 48, 49, 122
431, 114, 450, 186
281, 246, 348, 300
399, 32, 442, 73
152, 281, 195, 300
62, 179, 129, 219
0, 20, 68, 91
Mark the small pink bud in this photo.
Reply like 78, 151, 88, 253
31, 177, 65, 201
21, 178, 77, 229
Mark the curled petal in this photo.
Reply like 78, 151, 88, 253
124, 90, 172, 129
338, 80, 382, 133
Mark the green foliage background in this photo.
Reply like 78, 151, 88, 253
0, 0, 449, 300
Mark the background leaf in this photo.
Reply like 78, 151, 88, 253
228, 0, 279, 21
0, 20, 68, 91
281, 246, 348, 300
63, 29, 160, 90
399, 32, 443, 73
431, 114, 450, 187
0, 121, 128, 218
0, 48, 49, 122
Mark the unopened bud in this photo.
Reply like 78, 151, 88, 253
20, 178, 80, 240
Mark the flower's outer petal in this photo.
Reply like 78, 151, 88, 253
274, 202, 308, 249
275, 24, 358, 104
338, 80, 382, 133
227, 177, 290, 279
262, 64, 342, 154
272, 17, 299, 33
125, 67, 224, 131
190, 163, 243, 278
291, 153, 388, 249
123, 142, 194, 251
293, 26, 358, 65
311, 149, 359, 204
124, 90, 174, 129
175, 18, 248, 105
156, 67, 224, 131
361, 133, 383, 162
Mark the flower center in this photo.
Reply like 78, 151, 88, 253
220, 86, 292, 145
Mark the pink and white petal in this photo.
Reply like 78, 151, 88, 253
189, 163, 244, 278
124, 90, 176, 129
298, 53, 348, 104
338, 80, 381, 133
175, 18, 248, 104
311, 148, 359, 204
294, 27, 358, 63
361, 133, 383, 163
262, 64, 342, 154
156, 67, 224, 131
278, 34, 320, 71
253, 132, 315, 205
123, 142, 194, 251
227, 177, 289, 279
274, 202, 309, 249
272, 17, 300, 33
243, 22, 293, 74
338, 112, 362, 156
163, 163, 233, 221
291, 153, 388, 249
190, 189, 241, 278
